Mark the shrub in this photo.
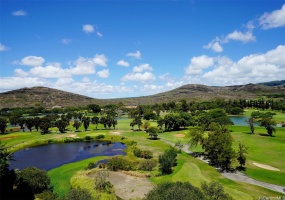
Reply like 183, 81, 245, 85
95, 134, 105, 139
145, 181, 204, 200
158, 147, 177, 174
36, 190, 58, 200
138, 159, 156, 171
64, 188, 92, 200
85, 136, 92, 141
94, 170, 113, 193
201, 181, 232, 200
16, 167, 50, 194
85, 162, 96, 170
140, 150, 153, 159
133, 147, 142, 157
106, 156, 134, 171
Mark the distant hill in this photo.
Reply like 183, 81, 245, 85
258, 80, 285, 86
1, 83, 285, 109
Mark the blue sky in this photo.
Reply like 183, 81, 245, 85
1, 0, 284, 99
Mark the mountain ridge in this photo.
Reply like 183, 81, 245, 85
1, 82, 285, 109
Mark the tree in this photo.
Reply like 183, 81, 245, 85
246, 116, 255, 134
18, 117, 26, 132
94, 170, 112, 192
82, 117, 90, 131
39, 119, 51, 134
0, 141, 15, 199
201, 181, 232, 200
73, 119, 82, 131
91, 116, 99, 129
25, 118, 34, 132
260, 117, 276, 136
237, 141, 248, 168
188, 127, 205, 147
157, 117, 164, 131
0, 117, 8, 134
88, 104, 101, 114
175, 140, 184, 153
145, 182, 204, 200
158, 147, 177, 174
148, 127, 158, 140
203, 125, 235, 171
55, 119, 69, 133
16, 167, 50, 194
33, 117, 41, 132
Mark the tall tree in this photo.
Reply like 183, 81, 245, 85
0, 117, 8, 134
82, 117, 90, 131
73, 119, 82, 131
237, 141, 248, 168
25, 118, 34, 132
88, 104, 101, 114
203, 125, 235, 171
246, 116, 255, 134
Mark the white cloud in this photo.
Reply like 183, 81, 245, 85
96, 31, 103, 37
203, 39, 223, 52
21, 56, 45, 67
0, 43, 9, 51
14, 69, 28, 77
97, 69, 110, 78
259, 4, 285, 29
117, 59, 130, 67
225, 31, 256, 43
202, 45, 285, 85
61, 38, 71, 44
0, 77, 46, 91
133, 64, 153, 73
126, 51, 141, 59
30, 65, 70, 78
185, 55, 214, 75
93, 54, 108, 66
82, 24, 94, 33
12, 10, 27, 16
70, 57, 96, 75
121, 72, 155, 82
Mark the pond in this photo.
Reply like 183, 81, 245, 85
9, 141, 126, 171
229, 116, 282, 127
229, 116, 252, 126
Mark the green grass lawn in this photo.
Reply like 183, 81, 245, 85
48, 156, 108, 197
2, 116, 285, 199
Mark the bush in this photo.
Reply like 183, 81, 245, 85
145, 181, 204, 200
16, 167, 50, 194
36, 190, 58, 200
133, 147, 142, 157
94, 170, 113, 193
158, 147, 177, 174
85, 136, 92, 141
201, 181, 232, 200
64, 188, 92, 200
85, 162, 96, 170
138, 159, 156, 171
95, 134, 105, 139
106, 156, 134, 171
140, 150, 153, 159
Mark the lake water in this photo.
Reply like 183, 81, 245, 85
229, 116, 251, 126
9, 141, 126, 171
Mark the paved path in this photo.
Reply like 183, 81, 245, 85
161, 138, 285, 194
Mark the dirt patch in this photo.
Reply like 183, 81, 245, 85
253, 162, 280, 171
0, 136, 19, 141
174, 134, 185, 138
110, 131, 122, 135
107, 171, 154, 200
68, 134, 79, 138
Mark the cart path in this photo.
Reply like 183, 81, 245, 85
161, 138, 285, 194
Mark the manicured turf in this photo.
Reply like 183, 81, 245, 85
2, 115, 285, 199
48, 156, 108, 197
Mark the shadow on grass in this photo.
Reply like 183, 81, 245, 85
258, 133, 275, 137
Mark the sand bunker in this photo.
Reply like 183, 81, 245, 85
253, 162, 280, 171
110, 131, 122, 135
174, 134, 185, 138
